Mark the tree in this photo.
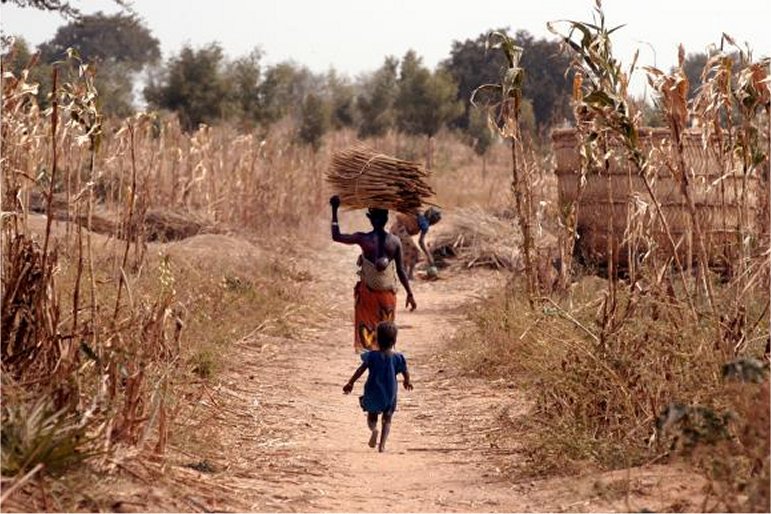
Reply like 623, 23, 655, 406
442, 30, 508, 129
94, 62, 136, 117
466, 106, 495, 175
423, 69, 464, 135
298, 93, 329, 151
1, 36, 56, 111
514, 30, 572, 129
394, 50, 462, 167
256, 61, 315, 125
394, 50, 430, 134
35, 11, 159, 117
1, 0, 130, 19
2, 35, 35, 76
679, 52, 708, 99
38, 11, 159, 68
356, 56, 399, 138
443, 29, 572, 132
144, 43, 228, 131
325, 69, 356, 130
224, 48, 263, 125
395, 51, 462, 138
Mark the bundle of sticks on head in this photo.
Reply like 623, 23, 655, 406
326, 145, 437, 214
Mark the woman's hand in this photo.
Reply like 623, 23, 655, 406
342, 381, 353, 394
403, 379, 413, 391
329, 195, 341, 210
405, 293, 417, 311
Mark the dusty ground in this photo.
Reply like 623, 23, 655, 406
10, 216, 707, 512
94, 237, 704, 513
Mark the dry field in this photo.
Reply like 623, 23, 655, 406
2, 26, 769, 514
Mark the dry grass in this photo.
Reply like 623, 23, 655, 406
430, 207, 523, 271
0, 56, 315, 511
1, 51, 516, 511
449, 8, 770, 512
1, 221, 312, 512
453, 275, 768, 482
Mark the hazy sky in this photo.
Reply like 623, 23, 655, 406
2, 0, 769, 94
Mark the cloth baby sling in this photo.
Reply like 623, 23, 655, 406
353, 234, 398, 352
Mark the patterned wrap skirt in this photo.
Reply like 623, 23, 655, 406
353, 281, 396, 352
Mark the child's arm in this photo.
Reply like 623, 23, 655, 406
402, 368, 413, 390
343, 364, 367, 394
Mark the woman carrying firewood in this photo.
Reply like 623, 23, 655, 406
390, 207, 442, 279
330, 195, 416, 352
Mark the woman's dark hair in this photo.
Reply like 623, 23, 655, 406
367, 208, 389, 229
424, 207, 442, 225
376, 321, 398, 350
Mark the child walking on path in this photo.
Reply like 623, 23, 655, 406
343, 321, 412, 452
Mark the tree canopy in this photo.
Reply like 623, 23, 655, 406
2, 36, 35, 77
356, 56, 399, 138
223, 48, 263, 124
1, 0, 131, 19
325, 69, 356, 130
395, 50, 462, 138
28, 11, 160, 117
514, 30, 572, 129
6, 9, 576, 146
298, 93, 330, 151
443, 29, 572, 131
38, 11, 159, 68
256, 61, 315, 126
442, 29, 508, 130
679, 52, 708, 99
144, 43, 228, 130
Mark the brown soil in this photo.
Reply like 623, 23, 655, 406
100, 239, 704, 512
16, 217, 707, 512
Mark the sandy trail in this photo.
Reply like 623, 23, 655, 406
148, 237, 703, 513
290, 244, 523, 512
218, 242, 526, 512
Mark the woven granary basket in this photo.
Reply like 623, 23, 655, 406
552, 128, 762, 268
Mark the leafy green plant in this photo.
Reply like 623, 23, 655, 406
1, 398, 93, 477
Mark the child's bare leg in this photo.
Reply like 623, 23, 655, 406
367, 413, 379, 448
379, 412, 392, 453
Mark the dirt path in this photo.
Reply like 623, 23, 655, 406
286, 244, 524, 512
132, 237, 704, 513
11, 217, 707, 513
202, 242, 525, 512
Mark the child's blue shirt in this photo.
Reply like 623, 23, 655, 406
359, 350, 407, 414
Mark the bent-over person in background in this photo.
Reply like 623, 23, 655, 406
390, 207, 442, 279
